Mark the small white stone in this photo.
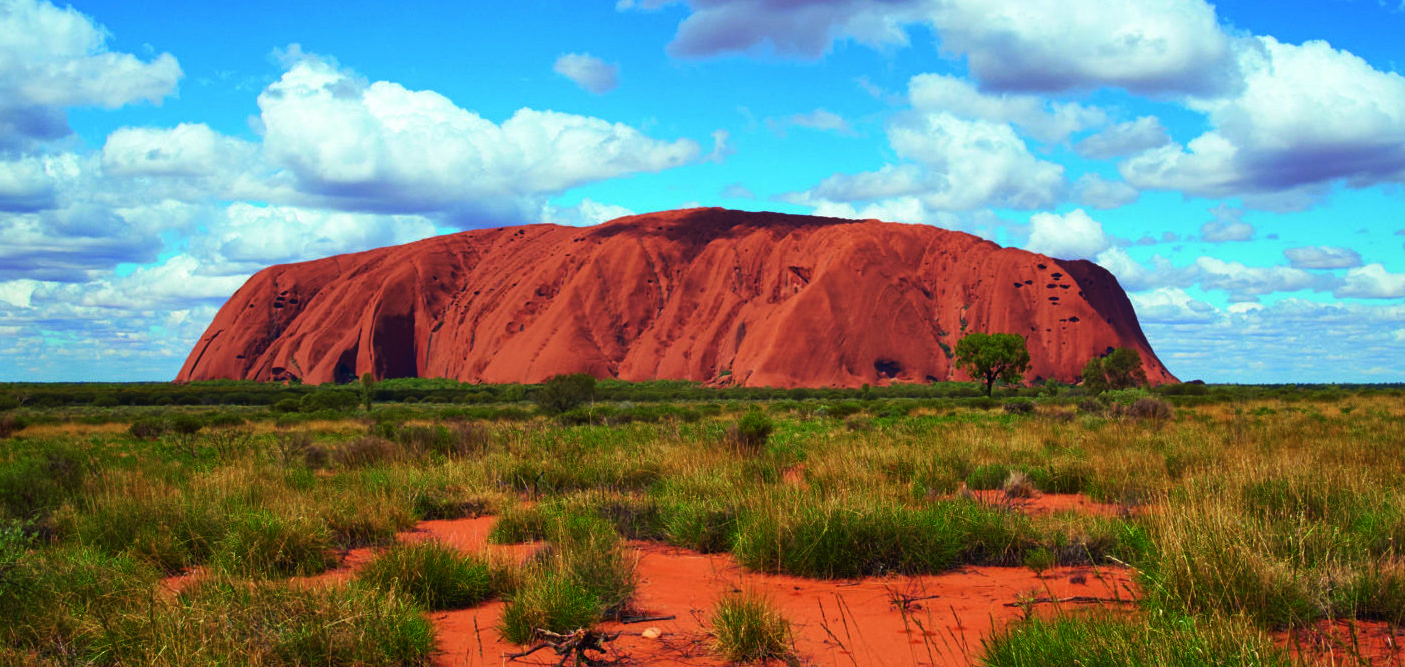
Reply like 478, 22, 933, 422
641, 627, 663, 639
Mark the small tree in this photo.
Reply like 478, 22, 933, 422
954, 333, 1032, 397
533, 373, 596, 415
1080, 358, 1110, 394
1103, 348, 1148, 389
360, 373, 376, 412
1081, 348, 1147, 393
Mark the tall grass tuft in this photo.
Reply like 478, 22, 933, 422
359, 539, 493, 610
981, 611, 1295, 667
710, 589, 795, 664
498, 513, 637, 644
211, 511, 335, 577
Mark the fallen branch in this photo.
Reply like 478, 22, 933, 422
504, 628, 622, 666
1002, 596, 1129, 607
619, 614, 675, 625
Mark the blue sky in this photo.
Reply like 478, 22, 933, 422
1, 0, 1403, 383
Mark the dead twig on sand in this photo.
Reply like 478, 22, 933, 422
1001, 595, 1128, 607
618, 614, 675, 625
505, 628, 622, 666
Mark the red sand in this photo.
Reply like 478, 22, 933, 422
424, 533, 1135, 667
177, 208, 1175, 388
158, 507, 1402, 666
1275, 619, 1404, 666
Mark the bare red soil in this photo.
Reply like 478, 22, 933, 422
1276, 619, 1405, 666
159, 502, 1401, 666
177, 208, 1175, 388
417, 519, 1136, 667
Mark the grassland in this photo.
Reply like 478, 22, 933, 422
0, 379, 1401, 665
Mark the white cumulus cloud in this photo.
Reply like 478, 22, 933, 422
1122, 36, 1405, 198
1336, 264, 1405, 298
259, 51, 700, 226
1024, 209, 1111, 260
0, 0, 181, 150
1283, 246, 1363, 270
553, 53, 619, 94
907, 73, 1105, 142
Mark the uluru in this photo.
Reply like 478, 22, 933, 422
177, 208, 1175, 388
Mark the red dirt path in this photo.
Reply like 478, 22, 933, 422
410, 512, 1136, 667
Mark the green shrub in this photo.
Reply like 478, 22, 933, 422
498, 513, 637, 644
498, 571, 603, 645
272, 398, 302, 413
300, 389, 359, 413
128, 417, 166, 439
360, 540, 493, 610
1003, 398, 1036, 415
91, 394, 119, 407
0, 445, 91, 521
967, 463, 1015, 491
710, 590, 794, 664
489, 504, 551, 544
333, 436, 400, 468
211, 512, 335, 578
725, 410, 773, 455
664, 502, 738, 553
533, 373, 597, 415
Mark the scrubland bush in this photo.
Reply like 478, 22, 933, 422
360, 540, 493, 610
725, 410, 773, 455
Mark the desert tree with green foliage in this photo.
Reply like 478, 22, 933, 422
532, 373, 597, 415
1081, 347, 1148, 393
954, 332, 1031, 396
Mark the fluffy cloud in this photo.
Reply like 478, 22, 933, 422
1073, 173, 1140, 209
929, 0, 1237, 95
1200, 219, 1254, 242
1336, 264, 1405, 298
0, 0, 181, 151
627, 0, 925, 58
632, 0, 1237, 96
259, 53, 700, 225
798, 113, 1063, 211
188, 203, 439, 276
1075, 116, 1170, 159
1200, 204, 1254, 242
553, 53, 619, 94
1129, 287, 1217, 323
1122, 37, 1405, 198
540, 198, 636, 227
102, 123, 258, 179
1284, 246, 1363, 270
0, 155, 58, 211
1024, 209, 1111, 260
907, 74, 1105, 142
1191, 256, 1325, 300
1138, 298, 1405, 382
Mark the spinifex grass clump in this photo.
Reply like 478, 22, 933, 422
498, 513, 638, 645
138, 577, 433, 666
725, 410, 773, 455
0, 543, 157, 656
211, 511, 335, 578
1141, 466, 1405, 628
359, 539, 493, 610
710, 589, 795, 664
982, 611, 1295, 667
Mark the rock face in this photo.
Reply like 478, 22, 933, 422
177, 208, 1176, 387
